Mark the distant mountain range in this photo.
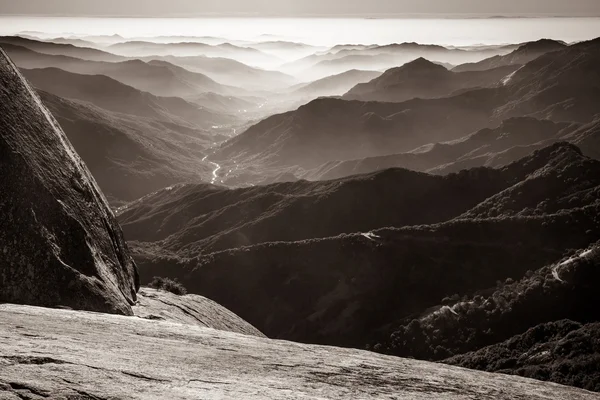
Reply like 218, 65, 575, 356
452, 39, 566, 72
292, 69, 382, 98
213, 38, 600, 171
344, 57, 517, 102
304, 117, 599, 181
108, 40, 281, 67
213, 91, 500, 169
22, 67, 238, 128
282, 41, 513, 80
143, 55, 296, 90
0, 35, 126, 62
1, 43, 239, 98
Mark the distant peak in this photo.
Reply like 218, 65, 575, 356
384, 42, 445, 50
515, 38, 566, 53
410, 57, 433, 64
124, 59, 146, 66
397, 57, 448, 73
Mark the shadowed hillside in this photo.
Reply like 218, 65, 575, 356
22, 67, 238, 128
120, 144, 600, 355
119, 143, 588, 255
38, 91, 218, 205
447, 320, 600, 392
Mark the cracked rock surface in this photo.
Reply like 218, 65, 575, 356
1, 304, 598, 399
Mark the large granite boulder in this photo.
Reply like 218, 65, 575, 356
0, 48, 139, 315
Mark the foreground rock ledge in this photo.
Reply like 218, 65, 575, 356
0, 305, 597, 399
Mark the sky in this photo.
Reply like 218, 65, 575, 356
1, 0, 600, 17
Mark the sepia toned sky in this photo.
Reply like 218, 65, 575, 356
1, 0, 599, 17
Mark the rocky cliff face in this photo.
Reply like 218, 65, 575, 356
0, 48, 139, 315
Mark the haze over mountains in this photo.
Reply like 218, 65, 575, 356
344, 58, 518, 102
210, 38, 600, 185
38, 90, 217, 205
2, 17, 600, 398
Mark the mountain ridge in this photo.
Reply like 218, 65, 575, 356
1, 43, 237, 97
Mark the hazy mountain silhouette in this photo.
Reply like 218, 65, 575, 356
39, 91, 218, 205
344, 58, 517, 102
22, 67, 238, 128
213, 91, 500, 169
108, 40, 280, 67
305, 117, 598, 181
185, 92, 264, 115
67, 34, 126, 44
143, 55, 296, 90
283, 42, 512, 80
452, 39, 567, 72
0, 35, 125, 62
285, 42, 508, 71
41, 37, 99, 48
292, 69, 382, 98
246, 40, 325, 59
213, 38, 600, 170
1, 43, 238, 97
495, 38, 600, 122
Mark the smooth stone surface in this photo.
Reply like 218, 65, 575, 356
1, 304, 598, 400
134, 288, 265, 337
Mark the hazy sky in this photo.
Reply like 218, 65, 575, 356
1, 0, 600, 17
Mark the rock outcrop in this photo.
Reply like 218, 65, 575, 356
134, 288, 265, 337
0, 303, 597, 400
0, 48, 139, 315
